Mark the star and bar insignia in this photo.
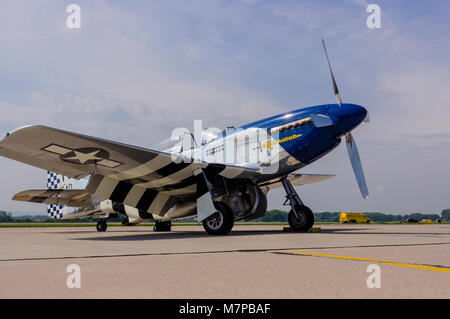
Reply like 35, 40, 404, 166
41, 144, 123, 168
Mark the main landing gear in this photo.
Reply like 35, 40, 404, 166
281, 177, 314, 232
96, 219, 107, 232
202, 202, 235, 235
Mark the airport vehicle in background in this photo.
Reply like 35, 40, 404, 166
340, 212, 371, 223
0, 40, 369, 235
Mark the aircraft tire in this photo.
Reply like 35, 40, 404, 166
202, 202, 234, 235
288, 205, 314, 231
96, 220, 107, 232
153, 221, 172, 231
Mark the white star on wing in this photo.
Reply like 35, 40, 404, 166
65, 150, 102, 164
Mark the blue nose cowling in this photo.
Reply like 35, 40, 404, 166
330, 103, 367, 136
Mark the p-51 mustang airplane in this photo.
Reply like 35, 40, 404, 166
0, 40, 369, 235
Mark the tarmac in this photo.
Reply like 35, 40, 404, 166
0, 224, 449, 298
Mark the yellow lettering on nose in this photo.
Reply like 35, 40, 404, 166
277, 133, 302, 144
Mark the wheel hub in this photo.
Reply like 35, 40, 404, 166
292, 209, 306, 227
206, 212, 224, 230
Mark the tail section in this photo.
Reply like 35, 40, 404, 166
46, 171, 74, 219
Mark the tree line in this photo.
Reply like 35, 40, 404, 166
255, 209, 450, 223
1, 209, 450, 223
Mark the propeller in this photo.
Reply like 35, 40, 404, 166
345, 133, 369, 199
321, 39, 369, 199
321, 39, 342, 106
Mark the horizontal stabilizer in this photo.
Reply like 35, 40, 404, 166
60, 207, 106, 220
13, 189, 97, 207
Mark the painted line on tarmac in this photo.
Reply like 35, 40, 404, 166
0, 242, 449, 263
271, 250, 450, 274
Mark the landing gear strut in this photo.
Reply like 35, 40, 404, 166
96, 219, 107, 232
281, 177, 314, 231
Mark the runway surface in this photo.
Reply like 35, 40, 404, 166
0, 224, 449, 298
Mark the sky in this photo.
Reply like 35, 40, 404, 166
0, 0, 449, 215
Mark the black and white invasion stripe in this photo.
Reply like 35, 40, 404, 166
85, 155, 258, 216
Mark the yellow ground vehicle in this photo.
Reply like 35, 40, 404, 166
340, 212, 371, 223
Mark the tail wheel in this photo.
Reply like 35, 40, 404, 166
202, 202, 234, 235
96, 220, 107, 232
288, 205, 314, 231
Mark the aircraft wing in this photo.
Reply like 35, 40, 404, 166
0, 125, 259, 216
12, 189, 98, 207
259, 173, 335, 190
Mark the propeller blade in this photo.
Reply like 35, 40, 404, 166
321, 39, 342, 106
345, 133, 369, 199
